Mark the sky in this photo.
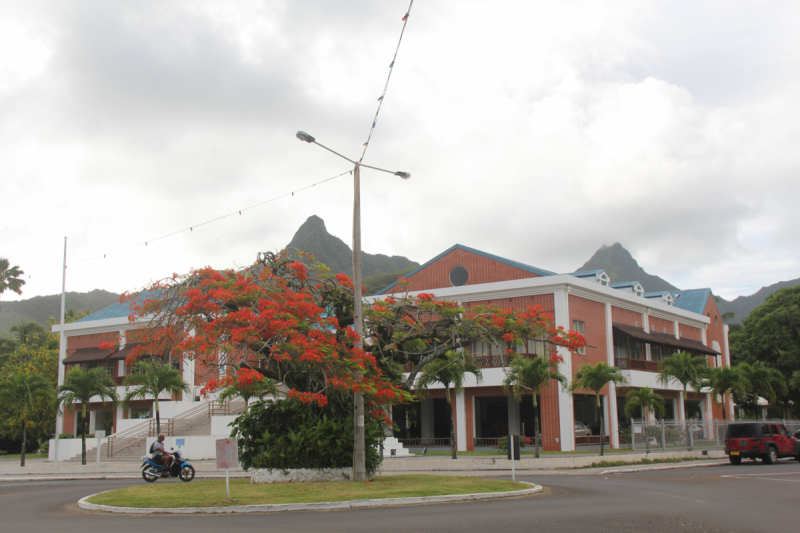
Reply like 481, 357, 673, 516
2, 0, 799, 303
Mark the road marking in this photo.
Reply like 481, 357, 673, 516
720, 471, 800, 478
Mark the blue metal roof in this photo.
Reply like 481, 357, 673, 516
610, 281, 641, 289
643, 291, 671, 299
570, 270, 606, 278
75, 291, 158, 323
668, 289, 712, 315
374, 244, 556, 295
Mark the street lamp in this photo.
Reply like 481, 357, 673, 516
296, 131, 410, 482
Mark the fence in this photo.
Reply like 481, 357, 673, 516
626, 419, 800, 453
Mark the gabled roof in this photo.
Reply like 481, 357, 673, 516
644, 291, 671, 298
668, 288, 713, 315
374, 244, 556, 295
610, 281, 641, 289
75, 290, 159, 323
571, 270, 606, 278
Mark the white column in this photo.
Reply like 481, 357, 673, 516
554, 288, 574, 451
605, 302, 619, 448
455, 391, 467, 452
673, 320, 680, 339
722, 324, 734, 418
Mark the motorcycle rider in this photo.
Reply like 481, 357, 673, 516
151, 434, 174, 470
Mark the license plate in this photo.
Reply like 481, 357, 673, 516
731, 451, 739, 456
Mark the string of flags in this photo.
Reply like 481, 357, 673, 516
359, 0, 415, 160
23, 169, 353, 279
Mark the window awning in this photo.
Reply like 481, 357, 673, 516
109, 343, 144, 361
612, 323, 660, 343
62, 347, 114, 365
649, 331, 720, 356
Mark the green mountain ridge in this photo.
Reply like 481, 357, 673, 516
0, 289, 121, 334
286, 215, 419, 280
716, 278, 800, 325
575, 243, 679, 293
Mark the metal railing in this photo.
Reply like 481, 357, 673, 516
210, 398, 246, 416
473, 437, 500, 447
107, 418, 152, 457
575, 435, 611, 446
397, 438, 451, 447
615, 358, 660, 372
626, 419, 800, 453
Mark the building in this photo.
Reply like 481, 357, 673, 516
373, 244, 730, 452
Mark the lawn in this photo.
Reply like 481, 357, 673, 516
87, 474, 530, 508
0, 453, 47, 460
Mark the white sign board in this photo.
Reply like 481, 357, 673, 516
216, 438, 238, 469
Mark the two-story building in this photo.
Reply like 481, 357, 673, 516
373, 244, 730, 452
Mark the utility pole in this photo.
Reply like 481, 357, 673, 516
55, 237, 67, 464
352, 163, 366, 482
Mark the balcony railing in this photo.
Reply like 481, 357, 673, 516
615, 358, 660, 373
402, 353, 538, 372
397, 438, 450, 447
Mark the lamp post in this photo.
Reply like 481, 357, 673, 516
296, 131, 409, 482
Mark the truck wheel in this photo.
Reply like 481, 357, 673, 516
729, 455, 742, 465
763, 446, 777, 465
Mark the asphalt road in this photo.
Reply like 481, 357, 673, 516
1, 459, 798, 533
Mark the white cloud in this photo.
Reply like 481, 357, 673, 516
2, 0, 799, 305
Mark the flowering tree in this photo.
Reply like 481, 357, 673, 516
105, 251, 586, 470
200, 367, 278, 407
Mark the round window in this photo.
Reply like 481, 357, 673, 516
449, 265, 469, 287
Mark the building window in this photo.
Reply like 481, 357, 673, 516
572, 320, 586, 354
449, 265, 469, 287
715, 315, 718, 325
130, 408, 150, 419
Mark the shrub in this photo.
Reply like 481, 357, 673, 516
497, 435, 531, 452
233, 394, 386, 475
58, 433, 74, 439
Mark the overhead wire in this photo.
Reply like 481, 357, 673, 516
358, 0, 415, 163
23, 169, 352, 278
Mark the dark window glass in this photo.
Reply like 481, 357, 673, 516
762, 425, 772, 436
449, 265, 469, 286
727, 424, 759, 438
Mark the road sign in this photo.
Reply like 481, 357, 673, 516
216, 438, 238, 469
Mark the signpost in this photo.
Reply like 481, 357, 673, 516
216, 438, 238, 501
507, 434, 520, 483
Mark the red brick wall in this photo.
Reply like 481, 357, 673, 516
383, 248, 542, 294
66, 332, 117, 354
649, 316, 674, 335
702, 294, 727, 367
569, 295, 607, 371
679, 324, 702, 341
465, 294, 555, 314
611, 307, 644, 327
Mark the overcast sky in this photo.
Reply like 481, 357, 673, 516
2, 0, 799, 304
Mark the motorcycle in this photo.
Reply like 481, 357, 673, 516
141, 448, 195, 482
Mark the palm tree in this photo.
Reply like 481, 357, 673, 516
415, 351, 482, 459
503, 355, 567, 458
658, 351, 707, 421
0, 373, 54, 466
57, 368, 118, 465
0, 258, 25, 311
569, 362, 627, 456
624, 387, 665, 453
737, 361, 787, 417
705, 365, 746, 420
123, 359, 190, 435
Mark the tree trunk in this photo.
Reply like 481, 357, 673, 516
447, 385, 456, 460
155, 398, 161, 435
20, 416, 26, 467
533, 395, 540, 459
81, 405, 87, 465
721, 393, 726, 420
597, 393, 604, 457
644, 409, 650, 454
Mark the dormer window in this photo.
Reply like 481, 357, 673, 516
598, 272, 611, 286
634, 283, 645, 297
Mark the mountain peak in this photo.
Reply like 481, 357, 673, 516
576, 244, 679, 293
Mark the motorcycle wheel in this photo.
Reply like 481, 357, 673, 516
179, 464, 195, 482
142, 466, 159, 483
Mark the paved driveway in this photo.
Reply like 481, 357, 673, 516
1, 459, 797, 532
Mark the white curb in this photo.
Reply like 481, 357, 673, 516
78, 482, 542, 514
600, 461, 728, 475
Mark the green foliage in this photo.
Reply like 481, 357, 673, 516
496, 435, 529, 451
0, 372, 54, 465
363, 267, 417, 295
570, 362, 627, 457
730, 284, 800, 413
57, 367, 118, 465
0, 258, 25, 302
58, 433, 74, 439
734, 361, 787, 409
234, 395, 385, 475
624, 387, 665, 419
123, 359, 190, 434
0, 289, 119, 335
